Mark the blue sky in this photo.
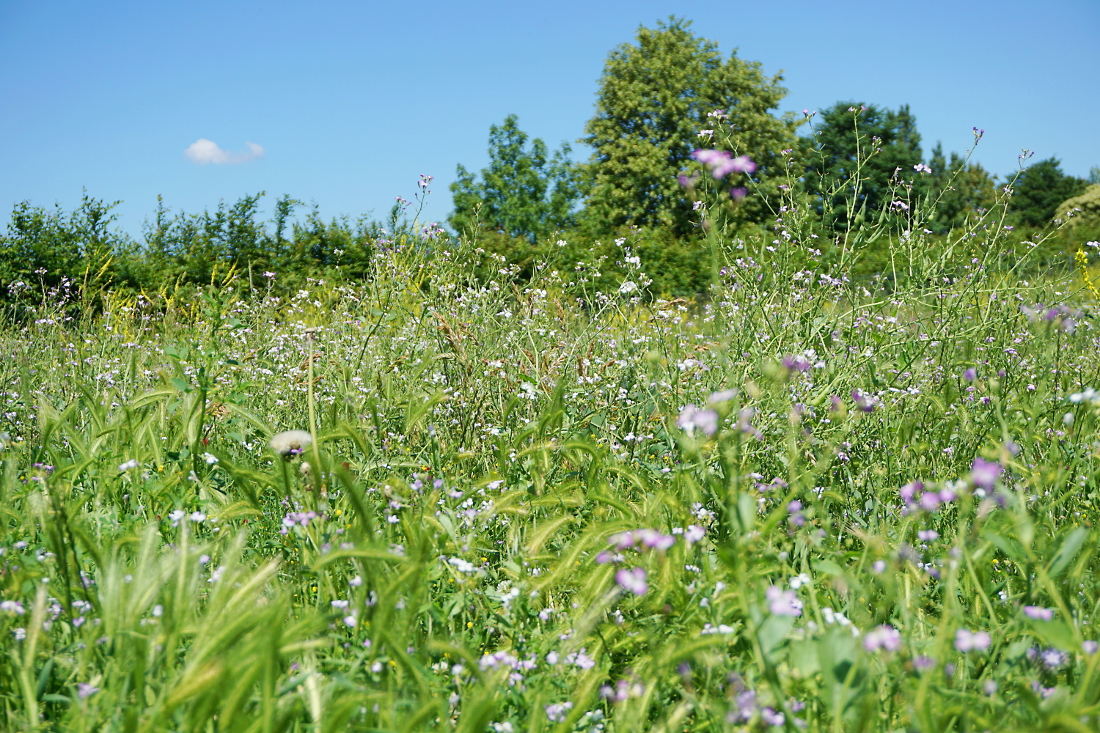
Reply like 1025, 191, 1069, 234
1, 0, 1097, 238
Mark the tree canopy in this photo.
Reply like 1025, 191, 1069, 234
448, 115, 583, 243
926, 142, 997, 234
1006, 157, 1088, 228
804, 102, 925, 229
580, 17, 800, 237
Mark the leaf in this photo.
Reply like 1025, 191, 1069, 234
1047, 527, 1088, 578
756, 614, 794, 658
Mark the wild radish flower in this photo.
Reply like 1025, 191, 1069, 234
900, 481, 923, 504
637, 529, 675, 550
691, 149, 756, 179
970, 458, 1001, 491
601, 677, 645, 701
271, 430, 313, 458
963, 368, 977, 382
863, 625, 902, 652
760, 708, 784, 726
77, 683, 100, 699
788, 500, 806, 527
766, 585, 802, 616
1070, 387, 1099, 406
954, 629, 991, 652
616, 567, 648, 595
545, 702, 573, 723
851, 389, 880, 412
1023, 606, 1054, 621
708, 389, 739, 404
677, 405, 718, 436
1, 600, 25, 614
118, 459, 139, 472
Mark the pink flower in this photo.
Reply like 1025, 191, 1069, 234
766, 585, 802, 616
616, 567, 648, 596
970, 458, 1001, 491
677, 405, 719, 436
1023, 606, 1054, 621
955, 628, 991, 652
863, 625, 902, 652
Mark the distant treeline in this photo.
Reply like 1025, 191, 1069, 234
3, 18, 1098, 311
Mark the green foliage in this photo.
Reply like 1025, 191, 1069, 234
1006, 157, 1088, 228
926, 142, 998, 234
0, 193, 132, 305
1055, 183, 1100, 244
804, 102, 926, 230
1, 197, 1098, 731
581, 17, 800, 237
449, 115, 585, 243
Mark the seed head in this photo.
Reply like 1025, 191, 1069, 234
271, 430, 313, 458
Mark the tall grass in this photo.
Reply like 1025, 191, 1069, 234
1, 156, 1099, 732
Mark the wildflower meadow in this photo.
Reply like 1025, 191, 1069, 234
2, 156, 1099, 733
2, 18, 1100, 732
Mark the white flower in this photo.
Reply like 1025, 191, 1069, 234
270, 430, 313, 457
118, 459, 139, 472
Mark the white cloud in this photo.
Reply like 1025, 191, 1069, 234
184, 139, 265, 165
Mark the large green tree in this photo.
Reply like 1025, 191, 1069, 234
580, 18, 800, 237
805, 102, 925, 229
1005, 157, 1088, 228
926, 142, 997, 234
449, 115, 584, 243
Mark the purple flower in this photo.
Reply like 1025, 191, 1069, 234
919, 492, 941, 512
900, 481, 923, 504
863, 624, 902, 652
691, 149, 756, 179
1083, 640, 1098, 655
970, 458, 1002, 491
737, 407, 763, 439
684, 525, 706, 544
77, 683, 99, 699
782, 354, 812, 373
638, 529, 676, 551
616, 567, 648, 596
963, 368, 977, 382
678, 173, 699, 189
760, 708, 785, 726
1023, 605, 1054, 621
729, 186, 747, 201
851, 389, 880, 412
913, 655, 936, 671
954, 628, 991, 652
608, 531, 636, 550
766, 585, 803, 616
1040, 648, 1067, 670
545, 702, 573, 722
677, 405, 719, 437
